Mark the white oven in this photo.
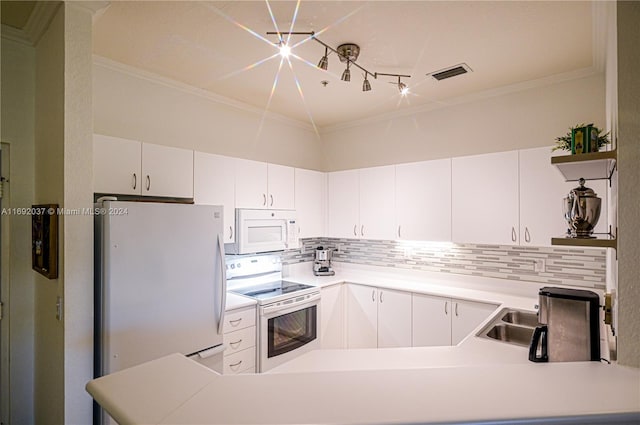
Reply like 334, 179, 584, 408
226, 209, 299, 255
259, 291, 320, 372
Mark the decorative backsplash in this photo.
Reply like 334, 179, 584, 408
281, 237, 607, 289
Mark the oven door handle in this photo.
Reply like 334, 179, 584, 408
261, 292, 321, 316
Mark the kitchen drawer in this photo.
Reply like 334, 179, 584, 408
224, 307, 256, 333
223, 347, 256, 375
223, 326, 256, 357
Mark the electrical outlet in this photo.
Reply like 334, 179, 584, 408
335, 244, 342, 253
533, 259, 546, 273
403, 247, 412, 259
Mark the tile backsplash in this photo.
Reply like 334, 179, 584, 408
281, 238, 607, 289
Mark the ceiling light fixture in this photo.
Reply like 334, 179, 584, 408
341, 60, 351, 82
267, 31, 411, 94
317, 47, 329, 70
362, 72, 371, 92
279, 42, 291, 58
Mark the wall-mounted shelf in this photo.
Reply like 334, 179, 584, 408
551, 150, 617, 182
551, 233, 617, 249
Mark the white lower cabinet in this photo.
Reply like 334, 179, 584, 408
412, 294, 497, 346
320, 284, 345, 349
223, 306, 256, 374
346, 284, 411, 349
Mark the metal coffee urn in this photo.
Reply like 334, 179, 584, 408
529, 287, 601, 363
563, 178, 602, 238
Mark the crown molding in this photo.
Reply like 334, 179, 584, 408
321, 66, 602, 135
1, 1, 60, 46
93, 55, 316, 132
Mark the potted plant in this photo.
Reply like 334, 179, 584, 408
553, 124, 610, 153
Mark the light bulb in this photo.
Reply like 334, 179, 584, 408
279, 43, 291, 58
398, 82, 409, 96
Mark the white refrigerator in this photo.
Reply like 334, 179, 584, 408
94, 200, 227, 395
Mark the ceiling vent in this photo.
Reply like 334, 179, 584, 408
427, 63, 473, 81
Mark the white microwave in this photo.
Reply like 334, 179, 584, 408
226, 209, 299, 255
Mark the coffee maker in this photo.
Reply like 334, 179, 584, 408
529, 287, 601, 363
313, 246, 335, 276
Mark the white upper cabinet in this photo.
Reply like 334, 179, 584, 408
141, 143, 194, 198
295, 168, 326, 238
234, 159, 294, 210
93, 134, 142, 196
93, 135, 193, 198
234, 159, 268, 209
396, 159, 452, 241
359, 166, 396, 240
328, 167, 395, 240
452, 150, 520, 245
328, 170, 360, 238
519, 147, 608, 245
267, 163, 295, 210
193, 152, 236, 243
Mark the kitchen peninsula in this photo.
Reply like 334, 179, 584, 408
87, 265, 640, 424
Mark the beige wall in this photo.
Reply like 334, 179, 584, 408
93, 60, 327, 171
616, 0, 640, 368
34, 5, 65, 424
63, 4, 95, 423
320, 74, 605, 171
0, 37, 36, 425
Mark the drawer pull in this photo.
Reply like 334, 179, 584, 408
229, 360, 243, 370
229, 318, 242, 327
229, 339, 243, 349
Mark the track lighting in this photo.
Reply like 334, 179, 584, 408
317, 47, 328, 70
362, 73, 371, 92
267, 31, 411, 94
398, 79, 409, 96
341, 61, 351, 82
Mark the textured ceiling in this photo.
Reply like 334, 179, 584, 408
93, 1, 594, 128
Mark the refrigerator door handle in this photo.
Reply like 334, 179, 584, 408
217, 233, 227, 335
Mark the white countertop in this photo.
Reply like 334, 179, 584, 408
87, 263, 639, 424
225, 292, 256, 311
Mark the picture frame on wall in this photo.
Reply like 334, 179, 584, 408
32, 204, 58, 279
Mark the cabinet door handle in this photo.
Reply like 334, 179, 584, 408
455, 302, 459, 317
380, 291, 384, 303
146, 175, 151, 191
525, 227, 531, 243
229, 339, 243, 349
262, 194, 266, 206
353, 225, 357, 236
229, 318, 242, 327
372, 290, 375, 302
229, 226, 233, 240
270, 194, 274, 207
398, 225, 401, 239
444, 301, 448, 315
229, 360, 243, 370
511, 227, 517, 242
132, 173, 137, 190
361, 225, 364, 237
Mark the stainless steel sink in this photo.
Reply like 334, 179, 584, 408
501, 310, 539, 328
485, 323, 535, 347
478, 308, 539, 347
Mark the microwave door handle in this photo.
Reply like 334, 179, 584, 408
217, 233, 227, 335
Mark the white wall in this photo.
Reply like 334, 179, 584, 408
320, 74, 605, 171
93, 59, 326, 171
0, 37, 36, 425
616, 0, 640, 369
